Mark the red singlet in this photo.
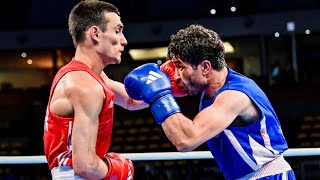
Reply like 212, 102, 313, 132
43, 59, 114, 170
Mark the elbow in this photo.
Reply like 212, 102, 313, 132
173, 140, 194, 152
176, 145, 192, 152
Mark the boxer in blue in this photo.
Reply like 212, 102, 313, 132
124, 24, 296, 180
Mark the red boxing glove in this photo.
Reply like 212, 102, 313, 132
102, 152, 134, 180
160, 60, 188, 97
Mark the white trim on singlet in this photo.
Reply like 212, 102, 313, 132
57, 121, 73, 166
224, 116, 283, 171
51, 166, 86, 180
236, 155, 292, 180
224, 129, 260, 170
260, 117, 279, 155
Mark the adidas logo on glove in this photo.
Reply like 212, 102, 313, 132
146, 71, 163, 84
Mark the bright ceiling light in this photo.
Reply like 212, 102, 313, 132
210, 9, 216, 15
129, 42, 234, 61
223, 41, 235, 54
305, 29, 310, 34
129, 47, 168, 61
230, 6, 236, 12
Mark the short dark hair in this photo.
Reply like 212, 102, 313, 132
68, 0, 120, 47
168, 24, 226, 71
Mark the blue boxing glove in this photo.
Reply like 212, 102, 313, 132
124, 63, 180, 124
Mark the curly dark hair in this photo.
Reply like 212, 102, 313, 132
167, 24, 226, 71
68, 0, 120, 47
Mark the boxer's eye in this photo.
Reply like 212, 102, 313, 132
175, 63, 183, 71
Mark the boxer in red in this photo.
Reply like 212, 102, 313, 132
43, 1, 148, 179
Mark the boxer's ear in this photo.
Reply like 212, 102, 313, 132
199, 60, 211, 75
89, 26, 100, 45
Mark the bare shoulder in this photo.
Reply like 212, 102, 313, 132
63, 71, 104, 98
216, 90, 259, 124
213, 90, 252, 115
66, 71, 103, 93
214, 90, 249, 106
50, 71, 104, 117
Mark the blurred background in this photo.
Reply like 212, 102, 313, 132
0, 0, 320, 179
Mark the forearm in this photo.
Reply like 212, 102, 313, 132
114, 95, 149, 110
120, 97, 149, 111
103, 75, 148, 110
72, 122, 108, 179
161, 113, 199, 152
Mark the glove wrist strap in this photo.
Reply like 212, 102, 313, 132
150, 94, 181, 124
101, 157, 111, 180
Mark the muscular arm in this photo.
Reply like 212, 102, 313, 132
68, 72, 108, 179
100, 71, 148, 110
161, 90, 256, 152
